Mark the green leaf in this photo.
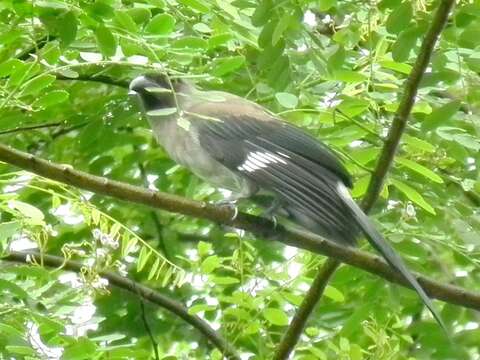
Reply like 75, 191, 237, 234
146, 107, 177, 116
147, 0, 166, 7
453, 134, 480, 150
459, 28, 480, 49
305, 326, 320, 337
201, 255, 220, 274
126, 8, 151, 24
332, 70, 367, 83
251, 0, 272, 26
208, 33, 233, 48
188, 303, 216, 314
328, 45, 345, 71
34, 90, 69, 108
90, 333, 126, 342
0, 221, 20, 242
172, 36, 208, 49
177, 0, 210, 12
21, 74, 56, 96
272, 14, 292, 46
0, 324, 24, 339
0, 59, 22, 77
197, 241, 212, 257
9, 61, 38, 86
422, 100, 461, 131
0, 279, 30, 299
161, 266, 173, 287
95, 25, 117, 57
121, 233, 137, 256
391, 179, 436, 214
114, 10, 138, 32
63, 338, 96, 359
337, 97, 369, 117
145, 13, 175, 35
403, 134, 436, 153
351, 175, 370, 198
193, 22, 212, 33
379, 60, 412, 74
9, 200, 44, 220
263, 307, 289, 326
436, 127, 480, 150
324, 285, 345, 302
148, 258, 161, 280
137, 246, 151, 272
88, 1, 114, 18
386, 2, 412, 34
412, 101, 432, 114
211, 276, 239, 285
283, 292, 303, 306
396, 157, 443, 184
318, 0, 336, 11
211, 56, 245, 76
4, 346, 35, 356
58, 11, 77, 47
392, 28, 418, 62
275, 92, 298, 108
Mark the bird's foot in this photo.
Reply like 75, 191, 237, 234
262, 199, 280, 230
213, 199, 238, 221
262, 210, 278, 230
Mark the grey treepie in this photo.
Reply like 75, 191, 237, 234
129, 73, 445, 330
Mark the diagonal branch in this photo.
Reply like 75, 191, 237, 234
0, 143, 478, 311
273, 1, 456, 358
361, 0, 456, 212
272, 258, 339, 360
3, 251, 240, 360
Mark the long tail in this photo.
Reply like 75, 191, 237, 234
336, 183, 447, 332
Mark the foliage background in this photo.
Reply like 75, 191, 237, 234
0, 0, 479, 359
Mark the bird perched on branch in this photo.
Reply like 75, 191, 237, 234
129, 73, 444, 330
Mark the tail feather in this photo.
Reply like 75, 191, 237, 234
336, 183, 447, 333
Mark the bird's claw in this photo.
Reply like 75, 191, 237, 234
262, 199, 280, 229
269, 214, 278, 230
213, 199, 238, 221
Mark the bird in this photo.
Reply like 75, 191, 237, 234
129, 73, 445, 330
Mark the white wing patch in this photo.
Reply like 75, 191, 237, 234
336, 181, 353, 202
237, 151, 288, 173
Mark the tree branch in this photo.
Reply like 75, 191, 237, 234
3, 251, 240, 360
0, 143, 478, 311
361, 0, 455, 212
273, 1, 455, 358
55, 74, 130, 89
273, 258, 339, 360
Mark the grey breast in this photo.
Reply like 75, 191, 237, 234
147, 90, 256, 198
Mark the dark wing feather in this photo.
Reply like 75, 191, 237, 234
195, 112, 357, 245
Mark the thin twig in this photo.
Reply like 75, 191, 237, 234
0, 122, 63, 135
55, 74, 130, 89
137, 157, 170, 259
0, 143, 478, 310
139, 294, 160, 360
16, 35, 56, 61
272, 258, 339, 360
3, 251, 240, 360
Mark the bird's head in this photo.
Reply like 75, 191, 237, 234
129, 74, 184, 113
